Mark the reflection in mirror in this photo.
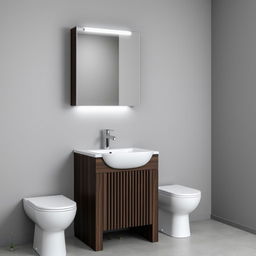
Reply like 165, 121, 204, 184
71, 27, 140, 106
77, 34, 119, 105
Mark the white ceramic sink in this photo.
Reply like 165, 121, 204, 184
74, 148, 159, 169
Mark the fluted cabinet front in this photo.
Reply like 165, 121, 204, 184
99, 169, 156, 230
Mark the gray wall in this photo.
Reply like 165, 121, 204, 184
212, 0, 256, 231
0, 0, 211, 246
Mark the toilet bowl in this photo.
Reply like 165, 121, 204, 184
23, 195, 77, 256
158, 185, 201, 238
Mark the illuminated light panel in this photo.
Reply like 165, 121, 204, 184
77, 27, 132, 36
74, 106, 132, 114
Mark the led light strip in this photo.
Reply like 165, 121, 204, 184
77, 27, 132, 36
74, 106, 132, 114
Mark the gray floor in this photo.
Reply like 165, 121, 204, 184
1, 220, 256, 256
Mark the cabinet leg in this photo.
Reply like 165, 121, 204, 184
133, 224, 158, 242
94, 231, 103, 251
148, 223, 158, 242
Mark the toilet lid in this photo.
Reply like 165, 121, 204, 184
159, 185, 201, 198
24, 195, 76, 212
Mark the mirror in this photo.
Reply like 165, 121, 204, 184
71, 27, 140, 106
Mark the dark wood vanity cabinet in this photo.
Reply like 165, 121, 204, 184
74, 153, 159, 251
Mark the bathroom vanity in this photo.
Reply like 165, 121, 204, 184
74, 148, 158, 251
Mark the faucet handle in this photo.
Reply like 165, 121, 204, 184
105, 129, 114, 134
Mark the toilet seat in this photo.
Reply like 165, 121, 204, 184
159, 185, 201, 198
24, 195, 76, 212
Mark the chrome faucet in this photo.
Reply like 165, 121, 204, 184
102, 129, 116, 149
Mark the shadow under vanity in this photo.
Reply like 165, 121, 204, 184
74, 151, 159, 251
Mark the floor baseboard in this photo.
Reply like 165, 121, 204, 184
211, 214, 256, 235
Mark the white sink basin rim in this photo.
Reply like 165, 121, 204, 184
74, 148, 159, 169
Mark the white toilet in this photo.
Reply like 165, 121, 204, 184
158, 185, 201, 238
23, 195, 77, 256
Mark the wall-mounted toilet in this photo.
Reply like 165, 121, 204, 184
158, 185, 201, 238
23, 195, 76, 256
